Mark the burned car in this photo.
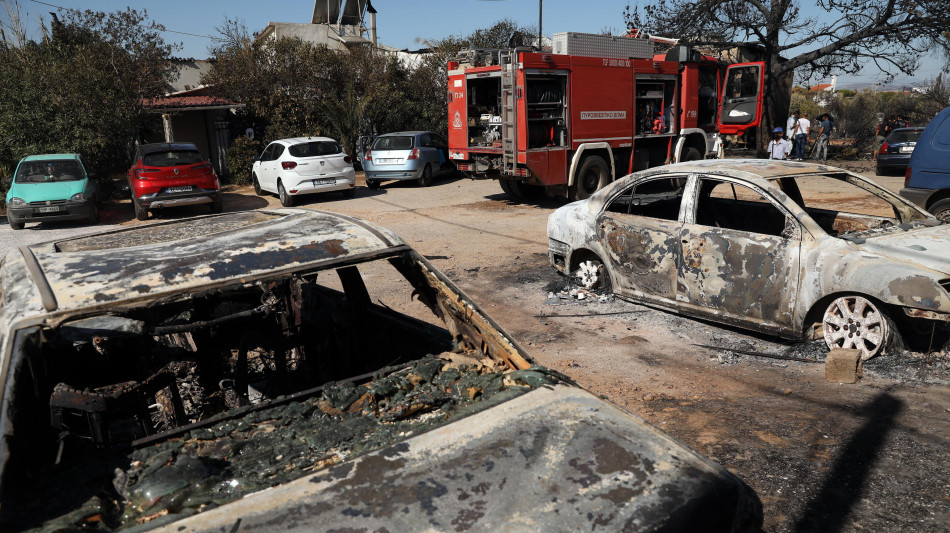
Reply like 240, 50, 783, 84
0, 210, 761, 531
548, 159, 950, 359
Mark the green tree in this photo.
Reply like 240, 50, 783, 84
624, 0, 950, 150
0, 5, 175, 177
204, 17, 537, 167
205, 20, 447, 160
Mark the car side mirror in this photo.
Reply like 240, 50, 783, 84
253, 155, 261, 162
1, 176, 11, 186
87, 172, 98, 180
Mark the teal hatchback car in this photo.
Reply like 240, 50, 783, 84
4, 153, 99, 230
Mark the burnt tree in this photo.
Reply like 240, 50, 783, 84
624, 0, 950, 151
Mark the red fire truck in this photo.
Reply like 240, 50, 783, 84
447, 32, 765, 199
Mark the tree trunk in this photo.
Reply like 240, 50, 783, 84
760, 63, 794, 156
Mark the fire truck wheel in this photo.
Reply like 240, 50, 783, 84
682, 146, 702, 162
500, 179, 543, 199
575, 155, 609, 200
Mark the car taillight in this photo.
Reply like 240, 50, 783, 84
195, 163, 214, 173
135, 168, 160, 179
879, 142, 888, 154
344, 155, 352, 163
905, 166, 912, 187
282, 161, 297, 170
364, 149, 372, 161
407, 148, 420, 160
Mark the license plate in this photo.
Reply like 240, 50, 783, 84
37, 206, 61, 213
313, 178, 335, 186
165, 186, 193, 193
899, 146, 914, 153
377, 158, 399, 164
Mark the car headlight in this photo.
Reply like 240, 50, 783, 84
8, 197, 25, 206
70, 193, 88, 202
548, 238, 571, 253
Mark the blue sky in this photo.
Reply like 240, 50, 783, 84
14, 0, 945, 88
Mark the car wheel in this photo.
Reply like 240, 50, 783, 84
9, 219, 24, 230
417, 165, 433, 187
278, 181, 294, 207
573, 155, 609, 201
822, 295, 900, 359
133, 199, 148, 221
575, 257, 611, 292
366, 178, 380, 189
875, 165, 885, 176
211, 197, 223, 213
252, 172, 264, 196
927, 199, 950, 222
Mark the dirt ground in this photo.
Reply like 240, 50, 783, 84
86, 160, 950, 532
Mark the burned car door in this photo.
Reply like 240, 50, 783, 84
597, 176, 686, 302
677, 177, 802, 332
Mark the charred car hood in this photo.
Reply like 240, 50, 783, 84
860, 225, 950, 276
159, 386, 760, 533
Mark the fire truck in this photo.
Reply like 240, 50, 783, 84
447, 32, 765, 199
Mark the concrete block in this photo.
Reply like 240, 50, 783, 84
825, 348, 863, 383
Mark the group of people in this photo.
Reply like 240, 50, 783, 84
872, 115, 909, 160
767, 110, 834, 161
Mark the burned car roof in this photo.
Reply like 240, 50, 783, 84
0, 210, 762, 531
2, 209, 405, 318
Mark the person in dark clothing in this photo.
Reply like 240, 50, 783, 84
873, 116, 896, 160
814, 114, 832, 161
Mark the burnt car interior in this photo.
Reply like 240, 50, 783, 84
605, 172, 932, 240
777, 174, 928, 236
0, 251, 543, 531
697, 179, 791, 237
604, 176, 686, 220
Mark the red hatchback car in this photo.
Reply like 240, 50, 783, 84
127, 142, 222, 220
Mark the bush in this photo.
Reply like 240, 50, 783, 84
225, 136, 261, 186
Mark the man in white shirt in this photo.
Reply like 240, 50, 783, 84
786, 111, 798, 141
792, 111, 811, 160
767, 127, 791, 160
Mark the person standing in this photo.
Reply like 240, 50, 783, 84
787, 111, 799, 142
767, 127, 791, 160
873, 116, 895, 160
815, 113, 832, 161
792, 111, 810, 160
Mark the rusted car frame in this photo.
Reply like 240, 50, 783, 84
0, 209, 761, 531
549, 160, 950, 359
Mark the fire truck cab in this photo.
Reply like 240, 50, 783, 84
447, 32, 764, 200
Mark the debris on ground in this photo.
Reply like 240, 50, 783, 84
825, 348, 864, 383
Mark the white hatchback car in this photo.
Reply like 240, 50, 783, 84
251, 137, 356, 206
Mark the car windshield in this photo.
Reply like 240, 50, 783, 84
15, 160, 84, 183
288, 141, 342, 158
143, 150, 204, 167
372, 136, 414, 150
773, 173, 929, 237
886, 130, 922, 143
